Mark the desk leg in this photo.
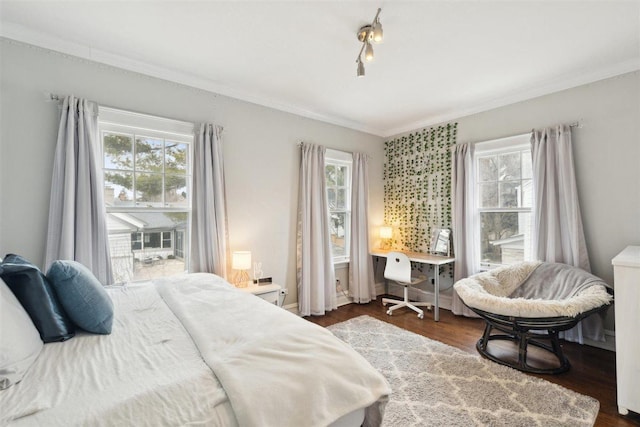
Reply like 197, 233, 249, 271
434, 265, 440, 322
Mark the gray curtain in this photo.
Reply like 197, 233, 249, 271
190, 123, 229, 278
450, 143, 478, 316
44, 95, 113, 285
349, 152, 375, 303
296, 143, 337, 316
531, 125, 600, 343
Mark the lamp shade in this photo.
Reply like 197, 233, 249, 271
232, 251, 252, 270
380, 226, 393, 239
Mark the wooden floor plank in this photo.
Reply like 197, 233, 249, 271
305, 299, 640, 427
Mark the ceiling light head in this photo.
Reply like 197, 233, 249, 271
372, 18, 383, 43
364, 41, 374, 62
357, 59, 365, 77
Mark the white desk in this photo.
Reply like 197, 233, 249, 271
371, 249, 455, 321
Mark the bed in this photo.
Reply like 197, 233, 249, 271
0, 272, 390, 426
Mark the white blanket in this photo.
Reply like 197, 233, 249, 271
155, 273, 390, 427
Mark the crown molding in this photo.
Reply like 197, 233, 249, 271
2, 21, 637, 139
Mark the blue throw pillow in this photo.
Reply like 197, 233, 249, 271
0, 254, 75, 343
47, 260, 114, 334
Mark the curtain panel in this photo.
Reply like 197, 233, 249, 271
349, 152, 376, 303
190, 123, 229, 278
44, 95, 113, 285
450, 143, 478, 317
296, 143, 337, 316
531, 125, 599, 343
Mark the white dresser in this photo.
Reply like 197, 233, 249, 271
612, 246, 640, 416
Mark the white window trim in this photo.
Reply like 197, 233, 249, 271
474, 134, 533, 271
326, 149, 352, 264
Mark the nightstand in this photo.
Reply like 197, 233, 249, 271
239, 283, 282, 306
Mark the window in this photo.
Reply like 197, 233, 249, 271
99, 107, 193, 283
475, 135, 533, 270
325, 150, 352, 263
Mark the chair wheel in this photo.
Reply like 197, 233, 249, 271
418, 313, 424, 319
386, 310, 392, 315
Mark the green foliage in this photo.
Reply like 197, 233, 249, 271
103, 133, 187, 203
383, 123, 458, 253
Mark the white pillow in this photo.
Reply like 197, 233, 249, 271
0, 277, 43, 389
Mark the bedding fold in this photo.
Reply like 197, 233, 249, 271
155, 273, 390, 427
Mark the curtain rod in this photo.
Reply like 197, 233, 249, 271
46, 92, 221, 131
450, 120, 584, 152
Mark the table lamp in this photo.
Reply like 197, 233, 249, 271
380, 226, 393, 249
232, 251, 252, 287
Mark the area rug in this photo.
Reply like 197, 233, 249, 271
327, 315, 599, 427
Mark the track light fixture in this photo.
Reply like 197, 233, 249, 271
355, 8, 383, 77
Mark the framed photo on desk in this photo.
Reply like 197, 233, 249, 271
431, 228, 451, 256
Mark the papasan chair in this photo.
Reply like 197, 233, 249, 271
454, 261, 613, 374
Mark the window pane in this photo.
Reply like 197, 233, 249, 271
104, 133, 133, 170
480, 212, 531, 265
135, 173, 163, 206
162, 231, 172, 248
499, 181, 519, 208
327, 188, 336, 209
478, 156, 498, 182
479, 183, 498, 208
521, 150, 532, 179
325, 165, 336, 186
107, 212, 188, 283
336, 166, 346, 186
146, 232, 161, 248
104, 171, 134, 207
165, 175, 188, 207
337, 189, 346, 209
329, 212, 347, 258
165, 141, 188, 172
499, 152, 521, 180
135, 137, 164, 172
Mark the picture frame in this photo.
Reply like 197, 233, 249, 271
431, 228, 451, 256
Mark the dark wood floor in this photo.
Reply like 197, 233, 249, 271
306, 299, 640, 427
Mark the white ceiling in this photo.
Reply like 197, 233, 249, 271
1, 1, 639, 137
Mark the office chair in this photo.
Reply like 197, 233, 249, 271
382, 251, 431, 319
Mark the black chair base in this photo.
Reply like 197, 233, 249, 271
470, 305, 607, 375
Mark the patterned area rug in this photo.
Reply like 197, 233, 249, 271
327, 316, 599, 427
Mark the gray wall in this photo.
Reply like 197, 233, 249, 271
0, 39, 385, 306
391, 70, 640, 331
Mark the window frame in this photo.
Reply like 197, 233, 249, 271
98, 107, 194, 283
474, 134, 533, 271
325, 149, 353, 264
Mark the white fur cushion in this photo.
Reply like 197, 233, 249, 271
453, 262, 612, 318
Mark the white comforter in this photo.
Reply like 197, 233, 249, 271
155, 273, 390, 427
0, 274, 390, 427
